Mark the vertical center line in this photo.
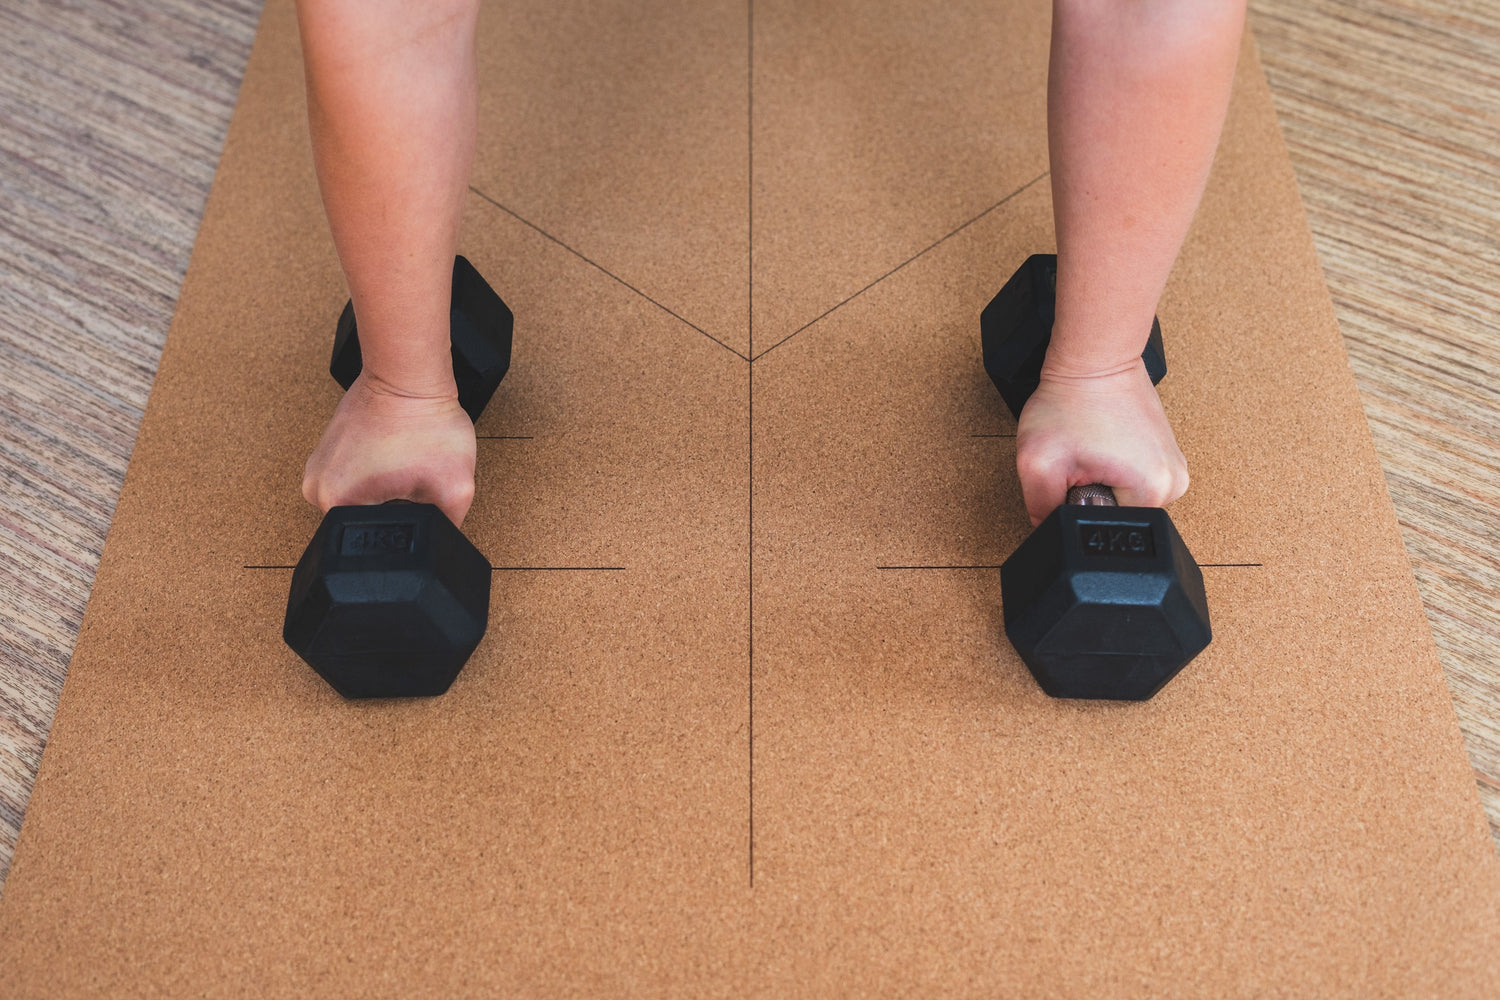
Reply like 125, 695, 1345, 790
746, 0, 756, 890
748, 358, 755, 890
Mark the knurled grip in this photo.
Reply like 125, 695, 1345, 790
1066, 484, 1118, 507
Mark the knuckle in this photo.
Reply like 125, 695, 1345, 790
1151, 477, 1176, 508
450, 478, 476, 507
1015, 442, 1061, 482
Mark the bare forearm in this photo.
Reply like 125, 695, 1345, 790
297, 0, 479, 397
1046, 0, 1245, 376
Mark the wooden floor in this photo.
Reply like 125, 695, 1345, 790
0, 0, 1495, 891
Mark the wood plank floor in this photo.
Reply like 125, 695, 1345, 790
1, 0, 1495, 892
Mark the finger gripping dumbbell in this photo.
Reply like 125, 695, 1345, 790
283, 256, 513, 699
981, 255, 1211, 700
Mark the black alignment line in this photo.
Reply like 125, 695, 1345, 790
749, 170, 1050, 362
747, 5, 755, 360
970, 433, 1017, 438
877, 562, 1264, 570
492, 566, 627, 572
468, 186, 750, 362
747, 0, 756, 890
748, 363, 756, 889
246, 564, 626, 571
877, 564, 1006, 571
476, 435, 532, 440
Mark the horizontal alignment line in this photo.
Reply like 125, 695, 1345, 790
468, 186, 750, 362
971, 433, 1017, 438
476, 435, 532, 440
878, 562, 1263, 570
877, 564, 1005, 570
493, 566, 626, 572
750, 170, 1050, 362
245, 564, 627, 572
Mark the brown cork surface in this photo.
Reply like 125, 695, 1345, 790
0, 0, 1496, 995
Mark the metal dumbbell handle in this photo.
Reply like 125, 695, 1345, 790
1066, 484, 1118, 507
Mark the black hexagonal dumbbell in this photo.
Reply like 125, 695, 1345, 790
284, 255, 512, 698
330, 254, 513, 423
283, 504, 491, 698
981, 255, 1211, 700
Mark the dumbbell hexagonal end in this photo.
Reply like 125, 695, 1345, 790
329, 255, 514, 423
330, 298, 362, 391
448, 255, 514, 422
981, 254, 1166, 419
1000, 504, 1210, 700
283, 503, 492, 698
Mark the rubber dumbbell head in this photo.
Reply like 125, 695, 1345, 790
284, 503, 492, 698
981, 254, 1166, 419
1000, 486, 1211, 700
331, 255, 514, 423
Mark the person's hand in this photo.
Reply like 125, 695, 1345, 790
302, 372, 477, 526
1013, 360, 1188, 526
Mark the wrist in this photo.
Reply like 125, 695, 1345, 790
1040, 314, 1151, 380
353, 321, 459, 401
1038, 353, 1144, 384
355, 367, 459, 404
1045, 284, 1160, 379
343, 301, 458, 401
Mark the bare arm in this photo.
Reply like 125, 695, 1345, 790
296, 0, 481, 524
1016, 0, 1245, 524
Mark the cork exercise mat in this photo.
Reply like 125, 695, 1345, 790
1, 0, 1497, 994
